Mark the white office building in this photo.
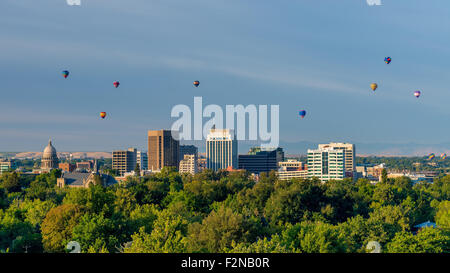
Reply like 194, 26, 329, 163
318, 143, 355, 177
206, 129, 238, 171
179, 154, 198, 175
307, 147, 345, 182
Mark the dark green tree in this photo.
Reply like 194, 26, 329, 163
381, 168, 388, 184
134, 163, 140, 176
1, 172, 21, 193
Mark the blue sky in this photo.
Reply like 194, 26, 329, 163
1, 0, 450, 153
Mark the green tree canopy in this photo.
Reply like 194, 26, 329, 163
41, 204, 85, 252
386, 227, 449, 253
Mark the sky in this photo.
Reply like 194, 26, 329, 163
1, 0, 450, 153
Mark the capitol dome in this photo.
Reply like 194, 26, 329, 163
41, 139, 59, 170
43, 140, 57, 157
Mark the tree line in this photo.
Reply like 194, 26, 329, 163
0, 167, 449, 253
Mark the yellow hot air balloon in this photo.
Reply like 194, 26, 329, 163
371, 83, 378, 91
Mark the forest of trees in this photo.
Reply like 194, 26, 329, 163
0, 167, 449, 253
356, 156, 450, 173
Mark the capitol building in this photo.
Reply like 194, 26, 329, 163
41, 139, 59, 171
35, 139, 117, 188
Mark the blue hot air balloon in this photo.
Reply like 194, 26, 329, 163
299, 110, 306, 119
384, 57, 392, 64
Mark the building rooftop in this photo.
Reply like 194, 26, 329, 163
207, 129, 235, 140
60, 172, 91, 186
414, 221, 437, 229
60, 172, 117, 187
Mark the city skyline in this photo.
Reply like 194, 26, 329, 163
2, 1, 450, 153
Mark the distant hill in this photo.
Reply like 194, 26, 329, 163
278, 141, 450, 157
182, 140, 450, 156
11, 152, 112, 159
2, 141, 449, 159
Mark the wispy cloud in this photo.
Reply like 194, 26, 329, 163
366, 0, 382, 6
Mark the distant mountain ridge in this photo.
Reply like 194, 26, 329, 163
183, 140, 450, 156
2, 142, 449, 158
4, 152, 112, 159
277, 141, 450, 156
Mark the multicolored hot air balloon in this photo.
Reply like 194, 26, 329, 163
193, 81, 200, 87
62, 70, 69, 79
371, 83, 378, 91
414, 90, 421, 98
441, 153, 447, 160
299, 110, 306, 119
428, 153, 435, 160
100, 112, 107, 119
113, 81, 120, 88
384, 57, 392, 64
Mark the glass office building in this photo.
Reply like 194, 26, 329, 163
238, 147, 284, 174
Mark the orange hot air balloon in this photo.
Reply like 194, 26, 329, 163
100, 112, 107, 119
193, 81, 200, 87
371, 83, 378, 91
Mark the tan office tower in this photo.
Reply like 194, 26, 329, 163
112, 148, 137, 176
148, 130, 180, 171
318, 143, 355, 176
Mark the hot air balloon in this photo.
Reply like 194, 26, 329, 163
100, 112, 107, 119
62, 70, 69, 79
441, 153, 447, 160
299, 110, 306, 119
414, 91, 421, 98
428, 153, 435, 160
113, 81, 120, 88
384, 57, 392, 64
193, 81, 200, 87
371, 83, 378, 91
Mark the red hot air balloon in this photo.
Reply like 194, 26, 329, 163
113, 81, 120, 88
193, 81, 200, 87
100, 112, 107, 119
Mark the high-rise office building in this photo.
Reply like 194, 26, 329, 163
179, 154, 198, 175
307, 147, 345, 182
318, 143, 355, 177
148, 130, 180, 171
238, 147, 284, 174
180, 145, 198, 160
206, 129, 238, 171
112, 148, 137, 176
136, 151, 148, 171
